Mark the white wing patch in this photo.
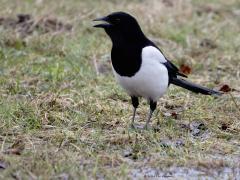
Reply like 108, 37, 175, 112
142, 46, 167, 63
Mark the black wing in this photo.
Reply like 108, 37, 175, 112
146, 40, 221, 96
164, 59, 187, 78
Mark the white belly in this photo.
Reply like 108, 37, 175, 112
113, 60, 169, 102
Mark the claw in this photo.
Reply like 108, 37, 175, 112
130, 123, 151, 130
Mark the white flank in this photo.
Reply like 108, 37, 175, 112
113, 46, 169, 102
142, 46, 167, 63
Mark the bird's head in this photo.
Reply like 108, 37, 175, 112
93, 12, 145, 43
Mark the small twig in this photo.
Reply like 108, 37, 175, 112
229, 93, 240, 115
92, 55, 99, 75
70, 143, 83, 152
1, 135, 7, 152
55, 138, 65, 153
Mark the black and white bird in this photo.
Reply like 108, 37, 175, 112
93, 12, 221, 129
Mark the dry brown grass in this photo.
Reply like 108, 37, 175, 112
0, 0, 239, 179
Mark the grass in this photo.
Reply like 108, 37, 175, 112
0, 0, 240, 179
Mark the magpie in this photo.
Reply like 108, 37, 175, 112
93, 12, 221, 129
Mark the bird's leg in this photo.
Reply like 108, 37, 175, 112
144, 100, 157, 129
130, 96, 139, 128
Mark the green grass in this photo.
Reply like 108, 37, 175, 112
0, 0, 240, 179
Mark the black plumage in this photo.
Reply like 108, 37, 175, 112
94, 12, 221, 129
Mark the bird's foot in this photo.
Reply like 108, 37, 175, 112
143, 124, 151, 130
130, 123, 151, 130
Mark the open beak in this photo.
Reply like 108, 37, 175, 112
93, 16, 112, 28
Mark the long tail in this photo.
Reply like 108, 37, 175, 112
171, 77, 222, 96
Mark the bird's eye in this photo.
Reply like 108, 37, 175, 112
114, 18, 121, 23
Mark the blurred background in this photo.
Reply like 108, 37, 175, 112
0, 0, 239, 179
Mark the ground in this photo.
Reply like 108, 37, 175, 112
0, 0, 240, 179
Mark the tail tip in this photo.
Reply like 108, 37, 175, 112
211, 90, 223, 97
